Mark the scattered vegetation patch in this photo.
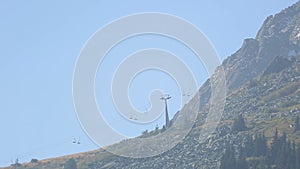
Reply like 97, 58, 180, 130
260, 82, 300, 104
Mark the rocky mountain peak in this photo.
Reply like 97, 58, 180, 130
256, 1, 300, 47
220, 1, 300, 92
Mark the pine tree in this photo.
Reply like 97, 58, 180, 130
271, 128, 279, 153
64, 158, 77, 169
242, 135, 254, 157
295, 116, 300, 131
220, 146, 236, 169
236, 153, 249, 169
232, 114, 247, 132
253, 133, 267, 156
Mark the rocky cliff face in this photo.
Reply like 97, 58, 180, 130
222, 1, 300, 92
5, 1, 300, 169
197, 1, 300, 113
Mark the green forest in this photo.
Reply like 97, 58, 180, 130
220, 117, 300, 169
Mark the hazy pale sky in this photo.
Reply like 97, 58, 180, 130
0, 0, 298, 166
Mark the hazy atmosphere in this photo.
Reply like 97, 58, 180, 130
0, 1, 298, 168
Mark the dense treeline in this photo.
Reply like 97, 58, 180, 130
220, 129, 300, 169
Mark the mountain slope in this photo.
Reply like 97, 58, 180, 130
4, 1, 300, 169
